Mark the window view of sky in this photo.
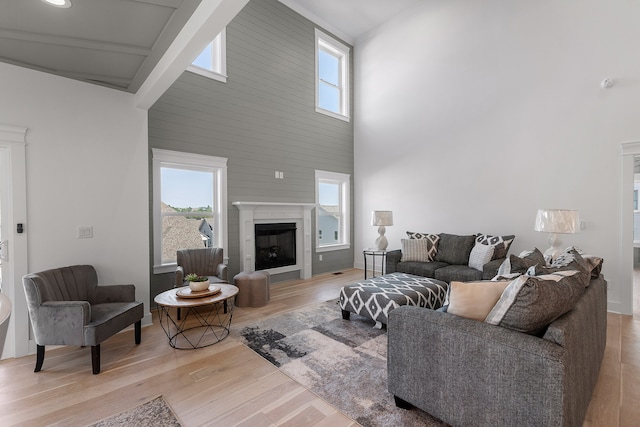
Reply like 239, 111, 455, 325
319, 182, 339, 206
161, 168, 213, 209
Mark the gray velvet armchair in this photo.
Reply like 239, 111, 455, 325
23, 265, 143, 374
175, 247, 227, 287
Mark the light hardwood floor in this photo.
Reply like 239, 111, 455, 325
0, 268, 638, 426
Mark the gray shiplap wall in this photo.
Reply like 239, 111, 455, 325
148, 0, 354, 298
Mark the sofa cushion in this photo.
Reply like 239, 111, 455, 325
434, 264, 483, 282
446, 280, 510, 321
396, 261, 449, 277
468, 243, 494, 271
530, 248, 591, 286
401, 238, 437, 262
475, 234, 515, 260
433, 233, 476, 265
485, 270, 585, 335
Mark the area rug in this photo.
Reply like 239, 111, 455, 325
233, 300, 447, 427
88, 396, 181, 427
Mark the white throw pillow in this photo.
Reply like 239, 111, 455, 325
401, 238, 437, 262
468, 243, 494, 271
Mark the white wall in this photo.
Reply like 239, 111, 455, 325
0, 62, 151, 353
354, 0, 640, 313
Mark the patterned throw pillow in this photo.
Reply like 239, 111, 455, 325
401, 238, 438, 262
475, 234, 515, 260
406, 231, 438, 241
485, 270, 585, 335
468, 243, 495, 271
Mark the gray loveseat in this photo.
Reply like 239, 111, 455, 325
386, 233, 513, 282
387, 273, 607, 426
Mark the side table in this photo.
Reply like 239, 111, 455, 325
363, 249, 387, 279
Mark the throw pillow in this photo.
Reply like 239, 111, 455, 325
531, 248, 591, 287
406, 231, 439, 241
433, 233, 476, 265
447, 280, 510, 322
485, 270, 585, 335
475, 234, 515, 260
508, 248, 546, 274
401, 238, 437, 262
468, 243, 495, 271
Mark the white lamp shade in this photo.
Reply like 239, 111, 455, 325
534, 209, 580, 234
371, 210, 393, 226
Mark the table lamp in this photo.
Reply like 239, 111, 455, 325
371, 210, 393, 250
534, 209, 580, 262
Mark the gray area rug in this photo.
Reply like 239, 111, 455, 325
234, 300, 447, 427
88, 396, 181, 427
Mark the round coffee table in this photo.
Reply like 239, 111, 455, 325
154, 284, 239, 349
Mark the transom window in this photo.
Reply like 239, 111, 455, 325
152, 149, 228, 273
187, 29, 227, 83
316, 170, 350, 251
315, 29, 350, 122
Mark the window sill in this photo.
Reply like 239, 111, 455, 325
315, 107, 350, 122
187, 66, 227, 83
153, 263, 177, 275
316, 243, 351, 253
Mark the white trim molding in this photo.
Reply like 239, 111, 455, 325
617, 140, 640, 315
233, 202, 315, 279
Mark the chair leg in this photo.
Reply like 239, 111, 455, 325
135, 320, 141, 344
91, 344, 100, 375
34, 345, 45, 372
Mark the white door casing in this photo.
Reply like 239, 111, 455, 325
0, 124, 29, 359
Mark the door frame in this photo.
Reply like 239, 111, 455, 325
0, 124, 29, 359
619, 141, 639, 316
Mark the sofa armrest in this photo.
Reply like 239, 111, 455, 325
217, 263, 228, 281
386, 249, 402, 273
34, 301, 91, 345
388, 306, 566, 427
175, 265, 185, 287
94, 284, 136, 303
482, 258, 504, 279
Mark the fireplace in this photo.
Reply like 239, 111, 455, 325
233, 201, 314, 279
255, 223, 296, 270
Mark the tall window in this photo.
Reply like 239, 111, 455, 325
315, 29, 350, 122
188, 29, 227, 83
316, 170, 350, 251
152, 149, 228, 273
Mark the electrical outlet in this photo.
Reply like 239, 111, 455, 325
319, 254, 323, 261
77, 226, 93, 239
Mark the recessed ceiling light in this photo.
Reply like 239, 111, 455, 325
42, 0, 72, 8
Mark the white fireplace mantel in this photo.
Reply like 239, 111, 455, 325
233, 202, 315, 279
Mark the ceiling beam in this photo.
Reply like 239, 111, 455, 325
135, 0, 250, 110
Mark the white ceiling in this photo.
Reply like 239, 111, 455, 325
280, 0, 422, 44
0, 0, 419, 94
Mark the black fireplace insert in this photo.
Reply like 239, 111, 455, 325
255, 223, 296, 270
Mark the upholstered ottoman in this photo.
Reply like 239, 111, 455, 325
339, 273, 448, 328
234, 271, 270, 307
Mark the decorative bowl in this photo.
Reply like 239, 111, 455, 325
189, 279, 210, 292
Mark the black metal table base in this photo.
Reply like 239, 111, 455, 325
157, 301, 234, 349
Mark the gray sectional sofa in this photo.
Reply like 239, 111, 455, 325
387, 250, 607, 427
386, 232, 513, 282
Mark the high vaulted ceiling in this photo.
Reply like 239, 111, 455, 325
0, 0, 201, 93
0, 0, 420, 95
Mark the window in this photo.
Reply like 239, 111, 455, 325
187, 29, 227, 83
316, 170, 350, 251
152, 149, 228, 274
315, 29, 350, 121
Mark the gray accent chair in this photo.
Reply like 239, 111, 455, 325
387, 275, 607, 427
175, 247, 227, 287
23, 265, 143, 374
